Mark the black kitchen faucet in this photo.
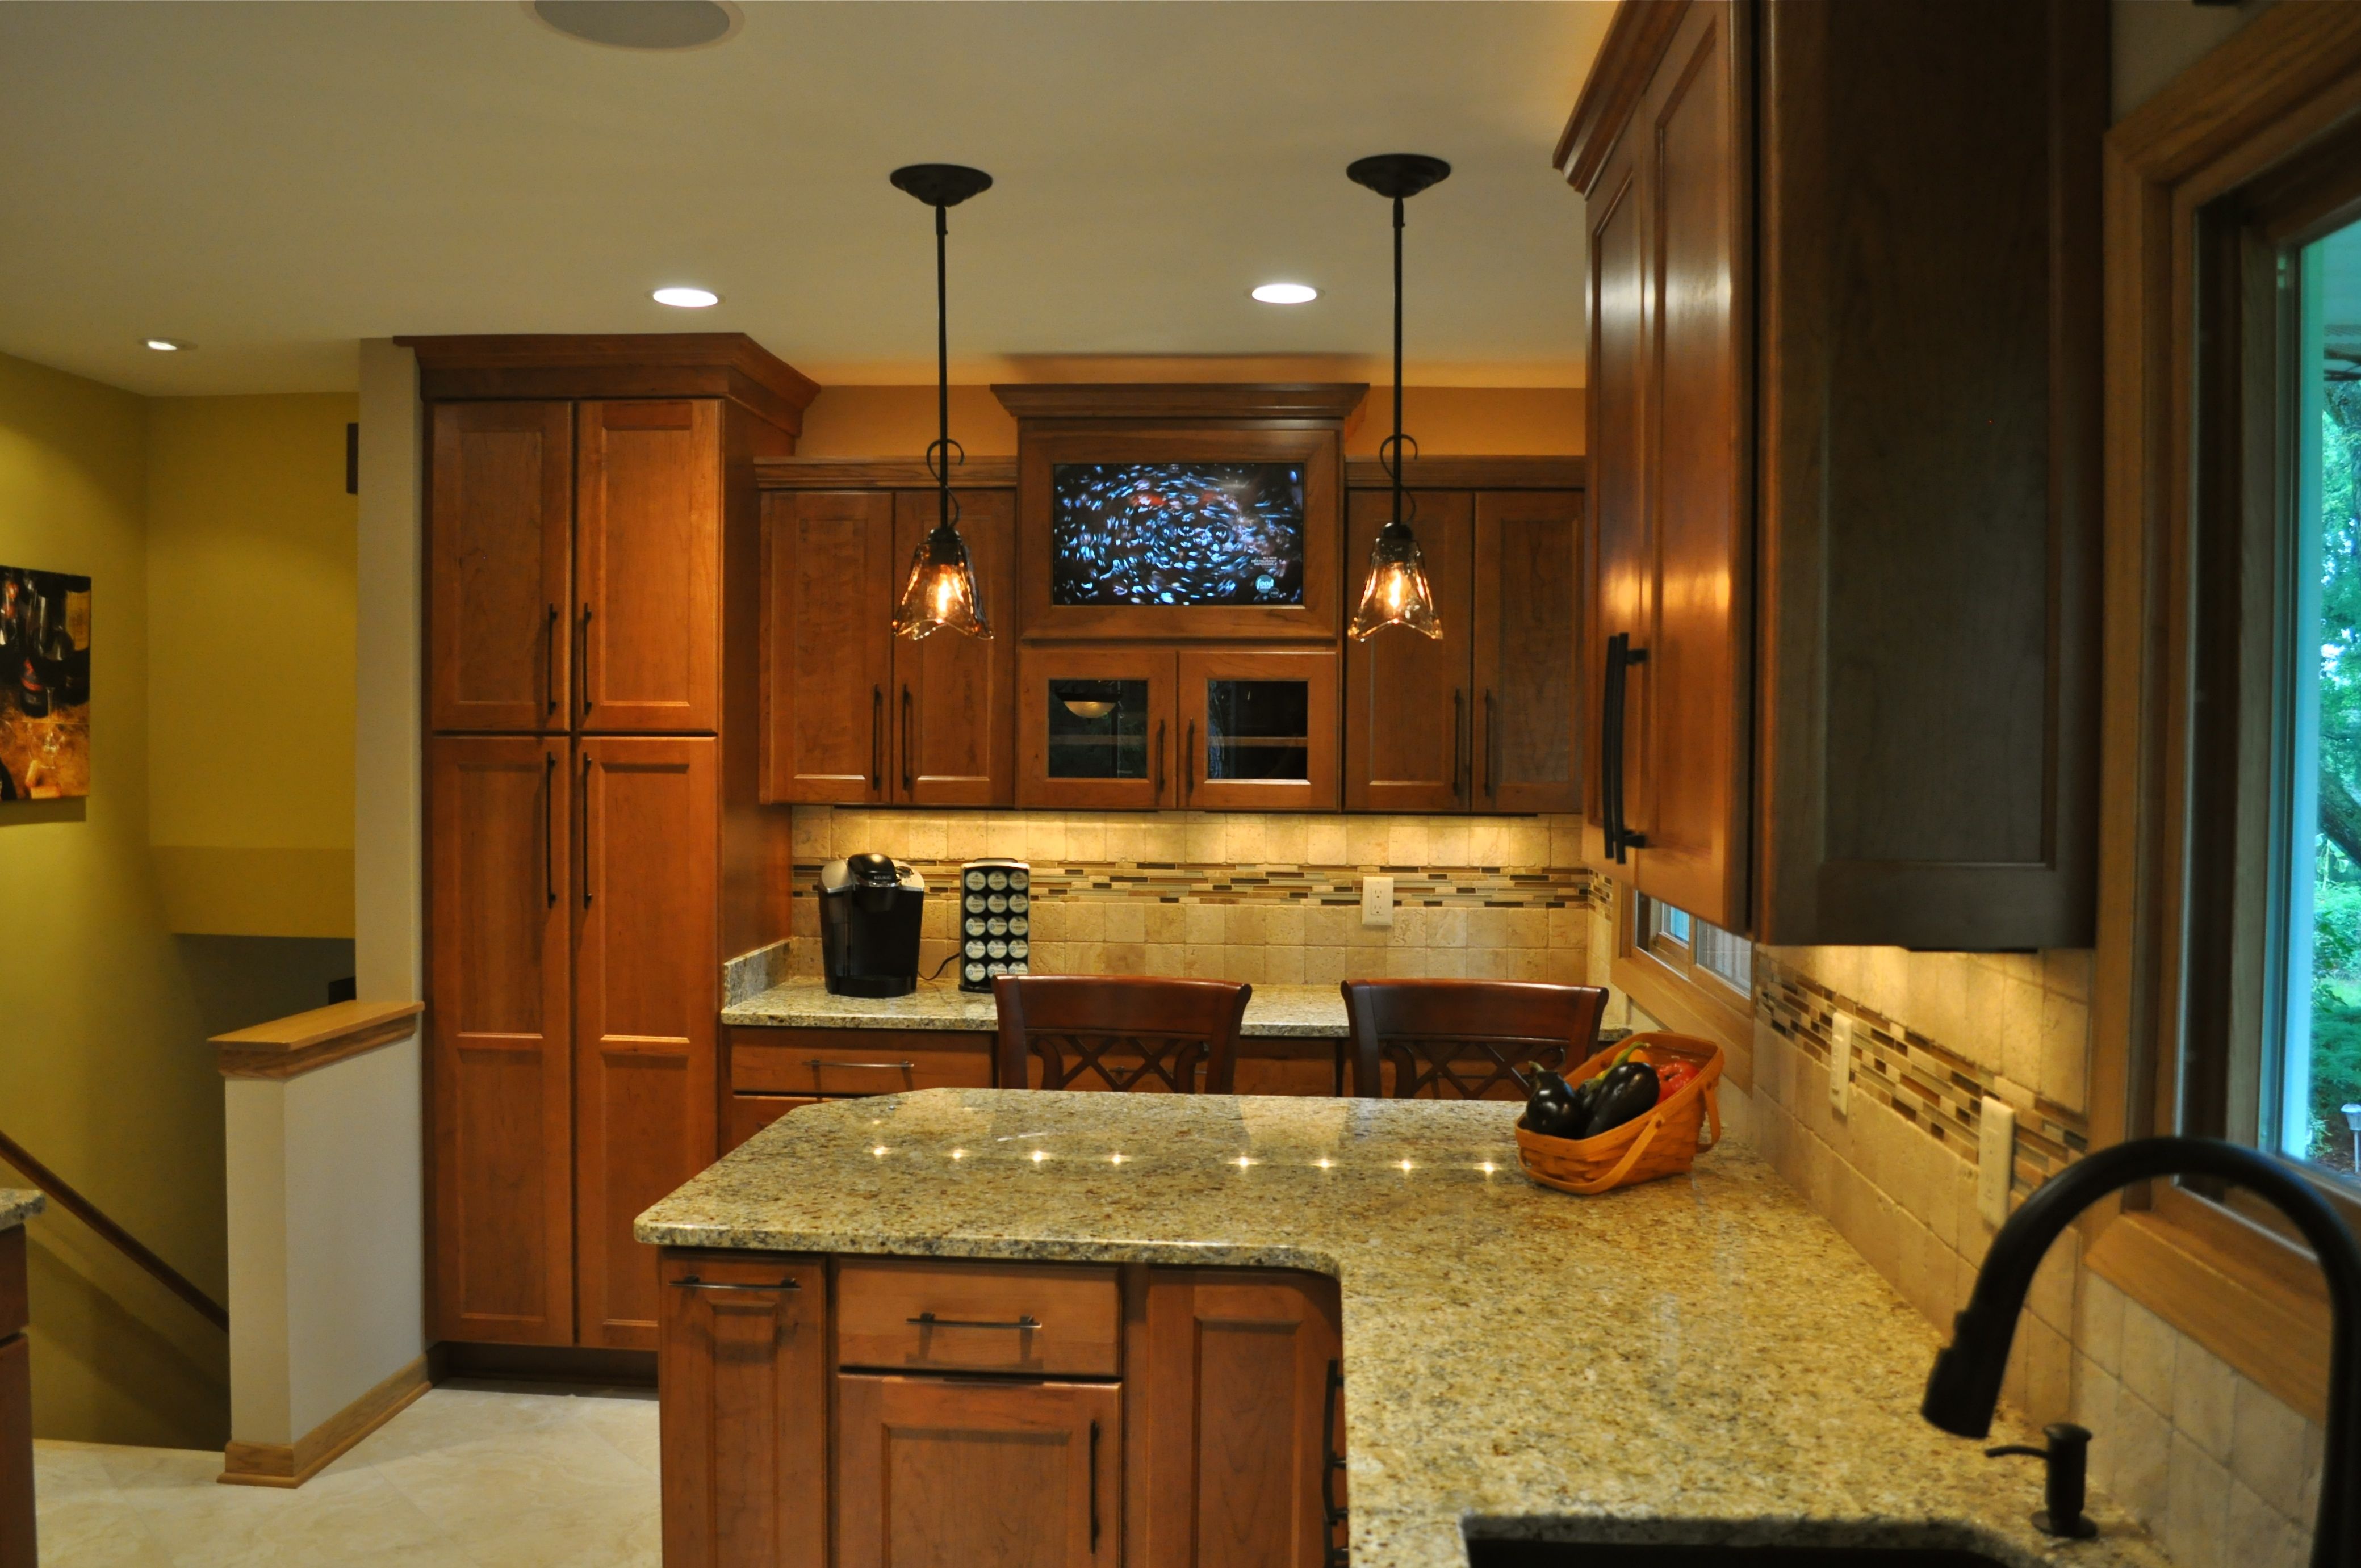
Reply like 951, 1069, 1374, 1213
1920, 1137, 2359, 1568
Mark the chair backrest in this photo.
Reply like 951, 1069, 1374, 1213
1340, 979, 1609, 1099
992, 975, 1251, 1094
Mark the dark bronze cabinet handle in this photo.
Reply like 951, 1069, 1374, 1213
1484, 688, 1498, 800
906, 1311, 1041, 1330
870, 686, 884, 793
579, 605, 593, 716
810, 1059, 916, 1074
543, 752, 558, 907
1322, 1360, 1349, 1567
671, 1275, 801, 1293
1604, 634, 1649, 861
1452, 689, 1467, 802
1184, 719, 1196, 800
902, 686, 915, 794
1090, 1418, 1103, 1552
544, 605, 559, 717
1154, 719, 1167, 797
580, 751, 595, 907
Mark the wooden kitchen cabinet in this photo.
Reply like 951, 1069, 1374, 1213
658, 1252, 827, 1568
1345, 476, 1584, 816
414, 336, 809, 1372
760, 485, 1016, 806
577, 399, 724, 733
426, 735, 575, 1346
838, 1374, 1119, 1568
576, 736, 721, 1351
1019, 644, 1178, 810
1133, 1269, 1343, 1568
1179, 648, 1339, 812
1559, 0, 2100, 947
427, 400, 572, 733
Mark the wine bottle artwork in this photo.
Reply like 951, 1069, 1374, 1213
0, 564, 91, 801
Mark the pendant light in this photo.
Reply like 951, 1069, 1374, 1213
889, 162, 994, 640
1345, 153, 1451, 641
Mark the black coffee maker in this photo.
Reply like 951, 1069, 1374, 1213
817, 853, 927, 997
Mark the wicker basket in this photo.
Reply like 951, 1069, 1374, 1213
1514, 1032, 1725, 1195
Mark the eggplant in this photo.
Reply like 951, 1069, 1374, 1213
1519, 1066, 1580, 1137
1577, 1060, 1663, 1139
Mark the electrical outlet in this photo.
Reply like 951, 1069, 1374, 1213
1828, 1013, 1853, 1116
1360, 874, 1395, 928
1978, 1097, 2017, 1229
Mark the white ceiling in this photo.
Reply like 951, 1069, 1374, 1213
0, 1, 1611, 399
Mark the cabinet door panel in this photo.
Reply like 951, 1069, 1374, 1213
427, 736, 573, 1344
579, 400, 722, 733
1018, 647, 1176, 810
659, 1252, 827, 1568
1137, 1270, 1341, 1568
762, 492, 894, 802
838, 1374, 1117, 1568
1474, 491, 1585, 814
428, 402, 571, 733
1180, 648, 1339, 813
576, 737, 717, 1350
893, 489, 1017, 806
1344, 489, 1472, 814
1633, 1, 1751, 931
723, 1093, 821, 1155
1588, 141, 1652, 875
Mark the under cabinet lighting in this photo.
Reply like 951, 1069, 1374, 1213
1250, 282, 1318, 305
143, 338, 189, 351
651, 286, 720, 308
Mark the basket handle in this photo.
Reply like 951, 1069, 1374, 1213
1698, 1081, 1723, 1152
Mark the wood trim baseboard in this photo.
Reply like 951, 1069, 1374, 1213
218, 1353, 430, 1488
212, 1000, 424, 1080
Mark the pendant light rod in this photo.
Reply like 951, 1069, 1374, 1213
935, 199, 950, 529
1392, 191, 1404, 529
888, 162, 994, 642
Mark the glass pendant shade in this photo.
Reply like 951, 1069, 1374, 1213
1349, 517, 1443, 640
893, 519, 989, 640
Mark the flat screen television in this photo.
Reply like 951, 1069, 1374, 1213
1049, 462, 1305, 607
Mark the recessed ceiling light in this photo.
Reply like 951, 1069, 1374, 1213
1251, 283, 1320, 305
531, 0, 739, 51
651, 287, 720, 308
144, 338, 190, 352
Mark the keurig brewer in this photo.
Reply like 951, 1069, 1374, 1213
817, 853, 926, 997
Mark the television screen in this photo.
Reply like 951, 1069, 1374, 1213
1050, 462, 1305, 606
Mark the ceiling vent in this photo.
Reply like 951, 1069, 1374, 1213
530, 1, 740, 51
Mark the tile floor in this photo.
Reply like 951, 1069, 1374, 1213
32, 1385, 660, 1567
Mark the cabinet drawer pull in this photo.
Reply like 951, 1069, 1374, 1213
810, 1059, 916, 1073
1090, 1418, 1103, 1552
671, 1275, 801, 1293
906, 1311, 1041, 1331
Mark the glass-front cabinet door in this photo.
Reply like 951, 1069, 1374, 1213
1017, 647, 1175, 809
1179, 649, 1339, 811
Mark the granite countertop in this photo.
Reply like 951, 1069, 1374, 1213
723, 977, 1351, 1037
0, 1188, 45, 1230
637, 1092, 2167, 1568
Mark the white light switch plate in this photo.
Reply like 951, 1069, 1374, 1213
1360, 875, 1395, 928
1828, 1013, 1853, 1116
1978, 1097, 2017, 1229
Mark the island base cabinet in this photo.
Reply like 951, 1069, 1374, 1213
659, 1253, 828, 1568
1134, 1271, 1343, 1568
836, 1374, 1119, 1568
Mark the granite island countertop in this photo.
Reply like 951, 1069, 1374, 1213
637, 1091, 2167, 1568
723, 977, 1353, 1037
0, 1188, 44, 1230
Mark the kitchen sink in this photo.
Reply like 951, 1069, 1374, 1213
1467, 1544, 2009, 1567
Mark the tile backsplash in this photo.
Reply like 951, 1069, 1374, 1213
786, 806, 1603, 989
1748, 945, 2321, 1568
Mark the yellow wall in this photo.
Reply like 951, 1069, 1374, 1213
0, 349, 358, 1448
796, 385, 1585, 459
146, 395, 358, 937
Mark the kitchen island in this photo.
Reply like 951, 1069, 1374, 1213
636, 1091, 2166, 1568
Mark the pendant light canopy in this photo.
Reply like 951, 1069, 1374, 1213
1345, 152, 1451, 642
890, 162, 994, 640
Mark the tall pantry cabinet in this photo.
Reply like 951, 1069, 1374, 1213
412, 336, 810, 1356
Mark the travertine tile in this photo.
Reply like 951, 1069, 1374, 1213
2228, 1477, 2312, 1568
2111, 1387, 2172, 1529
2119, 1299, 2178, 1412
2170, 1332, 2238, 1464
2040, 988, 2090, 1113
2163, 1430, 2233, 1568
2229, 1374, 2316, 1520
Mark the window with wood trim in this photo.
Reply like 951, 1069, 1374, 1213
2092, 3, 2361, 1426
1612, 890, 1753, 1080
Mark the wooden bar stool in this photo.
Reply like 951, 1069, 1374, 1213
1340, 979, 1609, 1099
992, 975, 1251, 1094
